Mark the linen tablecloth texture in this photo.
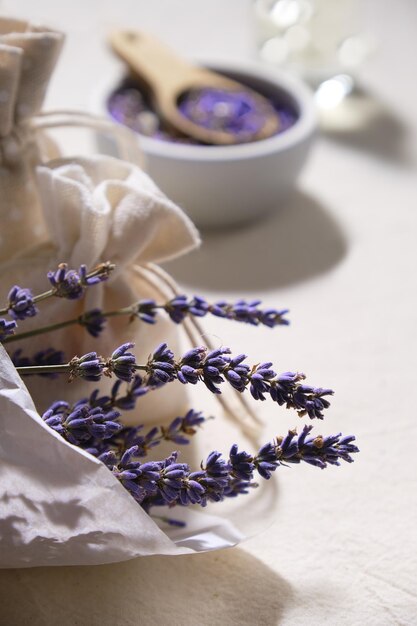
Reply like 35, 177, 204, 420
1, 1, 417, 625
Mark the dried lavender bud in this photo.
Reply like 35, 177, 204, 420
97, 425, 358, 511
229, 444, 255, 481
7, 286, 37, 320
42, 402, 121, 446
105, 342, 136, 382
136, 294, 289, 328
145, 342, 176, 386
47, 264, 84, 299
135, 299, 158, 324
79, 309, 107, 337
17, 341, 332, 419
108, 375, 149, 410
69, 352, 104, 382
47, 262, 114, 300
276, 425, 359, 468
270, 374, 333, 419
210, 299, 289, 328
0, 318, 17, 341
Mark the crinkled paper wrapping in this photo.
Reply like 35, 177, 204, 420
0, 346, 244, 568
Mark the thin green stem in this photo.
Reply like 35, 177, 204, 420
16, 364, 72, 376
16, 362, 148, 376
3, 317, 80, 344
3, 303, 164, 344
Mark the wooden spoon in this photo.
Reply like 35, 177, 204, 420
109, 30, 280, 145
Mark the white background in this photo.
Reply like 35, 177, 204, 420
1, 1, 417, 624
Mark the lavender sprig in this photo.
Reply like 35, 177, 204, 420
0, 318, 17, 341
42, 389, 208, 456
47, 262, 114, 299
111, 409, 208, 457
3, 294, 288, 344
0, 262, 114, 320
134, 295, 289, 328
16, 342, 333, 419
99, 425, 359, 508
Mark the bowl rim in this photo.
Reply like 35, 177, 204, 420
91, 58, 317, 162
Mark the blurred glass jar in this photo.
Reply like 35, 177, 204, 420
253, 0, 372, 99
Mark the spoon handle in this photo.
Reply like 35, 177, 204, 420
109, 30, 196, 99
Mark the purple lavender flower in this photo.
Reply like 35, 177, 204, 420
47, 264, 85, 299
79, 309, 106, 337
111, 375, 149, 410
69, 352, 104, 382
135, 299, 158, 324
164, 295, 192, 324
270, 374, 334, 419
276, 425, 359, 468
0, 318, 17, 341
42, 402, 121, 446
130, 295, 289, 328
211, 299, 289, 327
223, 354, 251, 393
254, 442, 279, 479
145, 342, 176, 386
229, 444, 255, 481
105, 342, 136, 382
7, 286, 37, 320
292, 385, 334, 420
161, 409, 206, 445
97, 424, 358, 511
248, 362, 276, 400
47, 262, 114, 300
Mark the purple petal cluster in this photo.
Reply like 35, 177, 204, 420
145, 343, 176, 386
275, 425, 359, 469
135, 299, 158, 324
17, 341, 333, 419
42, 401, 121, 446
47, 262, 113, 300
79, 309, 107, 337
0, 318, 17, 341
101, 426, 358, 509
7, 286, 37, 320
209, 299, 289, 328
105, 342, 136, 382
69, 352, 104, 382
135, 294, 289, 328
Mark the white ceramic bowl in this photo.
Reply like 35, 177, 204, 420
92, 60, 317, 229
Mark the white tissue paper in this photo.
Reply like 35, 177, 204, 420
0, 345, 244, 568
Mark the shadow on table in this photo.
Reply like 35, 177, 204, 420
321, 86, 413, 167
164, 190, 347, 292
0, 547, 292, 626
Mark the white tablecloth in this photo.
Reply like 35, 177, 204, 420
1, 1, 416, 624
